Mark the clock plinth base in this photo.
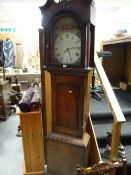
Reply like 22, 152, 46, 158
45, 132, 90, 175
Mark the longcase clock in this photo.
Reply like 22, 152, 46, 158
39, 0, 96, 175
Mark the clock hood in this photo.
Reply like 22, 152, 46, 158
40, 0, 96, 27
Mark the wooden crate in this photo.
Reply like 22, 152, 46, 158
18, 110, 45, 175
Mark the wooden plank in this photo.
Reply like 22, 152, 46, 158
44, 71, 52, 134
24, 172, 44, 175
39, 28, 47, 137
23, 161, 45, 175
87, 114, 101, 166
95, 58, 126, 162
83, 71, 92, 134
20, 114, 32, 171
110, 121, 121, 162
85, 71, 92, 115
95, 58, 126, 123
101, 36, 131, 45
19, 111, 45, 174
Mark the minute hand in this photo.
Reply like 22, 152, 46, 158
69, 47, 81, 49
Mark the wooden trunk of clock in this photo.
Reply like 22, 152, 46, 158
39, 0, 96, 175
44, 73, 91, 175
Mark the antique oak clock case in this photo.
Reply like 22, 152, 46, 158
39, 0, 96, 175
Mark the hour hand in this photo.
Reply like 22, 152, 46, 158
64, 48, 69, 53
64, 48, 72, 60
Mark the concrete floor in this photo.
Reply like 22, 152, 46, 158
0, 114, 23, 175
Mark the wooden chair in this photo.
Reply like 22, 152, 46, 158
76, 159, 127, 175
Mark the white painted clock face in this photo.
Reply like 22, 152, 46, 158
54, 32, 81, 64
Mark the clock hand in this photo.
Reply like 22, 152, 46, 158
67, 48, 72, 61
64, 47, 80, 53
63, 48, 72, 60
69, 47, 81, 49
64, 48, 68, 53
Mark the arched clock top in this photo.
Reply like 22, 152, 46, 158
40, 0, 95, 27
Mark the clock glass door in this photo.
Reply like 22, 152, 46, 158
52, 17, 81, 65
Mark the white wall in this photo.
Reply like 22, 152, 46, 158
0, 4, 43, 69
1, 1, 131, 58
95, 6, 131, 51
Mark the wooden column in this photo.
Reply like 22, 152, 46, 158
18, 110, 45, 175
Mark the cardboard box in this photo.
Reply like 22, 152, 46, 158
119, 82, 131, 91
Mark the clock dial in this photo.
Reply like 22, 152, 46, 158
52, 17, 81, 65
54, 32, 81, 64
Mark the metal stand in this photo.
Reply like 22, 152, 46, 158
102, 131, 126, 160
90, 68, 102, 101
91, 51, 112, 101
